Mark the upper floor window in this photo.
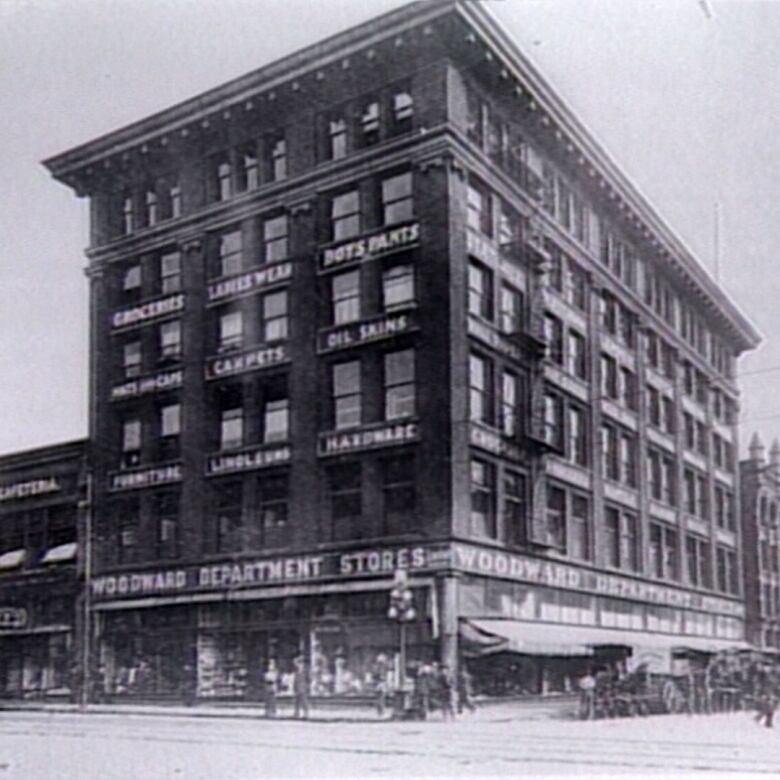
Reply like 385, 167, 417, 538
145, 189, 158, 227
122, 194, 134, 235
156, 493, 179, 559
501, 371, 519, 438
267, 134, 287, 182
382, 172, 413, 225
329, 117, 348, 161
264, 398, 289, 443
469, 353, 493, 425
545, 484, 566, 551
567, 405, 588, 467
123, 340, 142, 378
237, 144, 259, 192
382, 455, 416, 535
568, 331, 588, 381
121, 418, 142, 467
468, 261, 493, 320
262, 291, 288, 342
471, 459, 496, 539
219, 310, 243, 352
160, 403, 181, 439
467, 180, 492, 236
122, 264, 142, 299
331, 190, 360, 242
160, 251, 181, 294
219, 230, 243, 277
263, 215, 288, 264
220, 405, 243, 450
360, 100, 380, 147
544, 314, 564, 365
391, 90, 414, 135
328, 463, 362, 540
382, 264, 414, 310
384, 349, 415, 420
333, 360, 361, 430
216, 157, 232, 201
159, 320, 181, 361
499, 284, 523, 335
169, 183, 182, 219
504, 471, 526, 547
333, 270, 361, 325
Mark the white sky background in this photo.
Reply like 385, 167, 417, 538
0, 0, 778, 457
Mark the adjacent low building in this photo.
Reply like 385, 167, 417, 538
0, 440, 86, 699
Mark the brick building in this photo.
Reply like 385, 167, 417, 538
740, 435, 780, 651
0, 440, 85, 699
44, 0, 759, 700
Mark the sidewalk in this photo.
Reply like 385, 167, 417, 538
0, 694, 577, 723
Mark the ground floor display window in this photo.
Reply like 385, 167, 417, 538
0, 632, 71, 697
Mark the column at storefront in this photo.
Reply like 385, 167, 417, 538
437, 573, 459, 672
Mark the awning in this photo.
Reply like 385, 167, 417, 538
0, 549, 25, 570
462, 619, 749, 659
41, 542, 78, 564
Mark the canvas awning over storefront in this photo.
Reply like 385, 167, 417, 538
41, 542, 78, 564
0, 549, 25, 571
461, 619, 749, 659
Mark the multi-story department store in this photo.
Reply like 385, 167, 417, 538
42, 0, 760, 700
0, 441, 85, 698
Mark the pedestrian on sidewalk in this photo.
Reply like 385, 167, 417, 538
438, 665, 456, 720
292, 656, 310, 720
264, 659, 279, 718
457, 665, 476, 715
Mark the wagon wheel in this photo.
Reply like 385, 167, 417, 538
662, 680, 683, 714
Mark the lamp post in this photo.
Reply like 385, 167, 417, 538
387, 568, 416, 693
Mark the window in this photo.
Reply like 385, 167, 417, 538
259, 473, 289, 541
392, 90, 414, 134
600, 291, 618, 336
333, 360, 361, 429
661, 341, 676, 380
620, 511, 640, 572
121, 418, 141, 467
662, 397, 676, 434
220, 405, 243, 450
219, 310, 243, 351
384, 349, 415, 420
382, 455, 416, 535
602, 423, 619, 481
600, 354, 618, 399
697, 474, 709, 518
160, 403, 181, 439
647, 386, 661, 428
264, 398, 289, 443
118, 520, 138, 564
651, 523, 678, 580
686, 535, 711, 588
159, 320, 181, 361
215, 480, 243, 553
268, 134, 287, 182
646, 331, 660, 369
237, 144, 259, 192
648, 449, 662, 501
570, 495, 590, 561
568, 331, 587, 380
331, 190, 360, 241
382, 172, 413, 225
160, 251, 181, 294
383, 264, 414, 309
122, 194, 134, 235
545, 485, 566, 551
499, 284, 523, 334
145, 189, 158, 227
216, 157, 232, 201
568, 405, 587, 467
328, 117, 347, 160
683, 413, 695, 450
547, 243, 564, 293
467, 180, 492, 236
360, 100, 380, 147
605, 507, 620, 568
263, 215, 288, 263
543, 391, 564, 450
156, 493, 179, 559
620, 433, 637, 487
470, 460, 496, 538
262, 291, 288, 342
332, 270, 361, 324
123, 341, 142, 378
168, 183, 182, 219
468, 261, 493, 320
504, 471, 526, 546
469, 353, 493, 425
328, 463, 362, 541
662, 455, 676, 506
567, 259, 588, 311
620, 368, 637, 411
544, 314, 563, 365
501, 371, 519, 437
218, 230, 243, 277
122, 264, 142, 299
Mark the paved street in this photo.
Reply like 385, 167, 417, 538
0, 707, 779, 778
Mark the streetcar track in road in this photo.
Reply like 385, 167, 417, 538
1, 720, 778, 775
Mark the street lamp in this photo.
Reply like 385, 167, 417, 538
387, 568, 416, 693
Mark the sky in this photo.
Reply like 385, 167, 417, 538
0, 0, 779, 457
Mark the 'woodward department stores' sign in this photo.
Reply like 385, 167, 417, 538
109, 464, 182, 492
89, 543, 444, 602
110, 369, 183, 401
207, 444, 291, 476
0, 477, 60, 502
319, 422, 418, 456
207, 261, 293, 304
205, 344, 289, 380
319, 222, 420, 271
318, 312, 416, 353
111, 294, 184, 330
0, 608, 28, 629
453, 543, 745, 618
